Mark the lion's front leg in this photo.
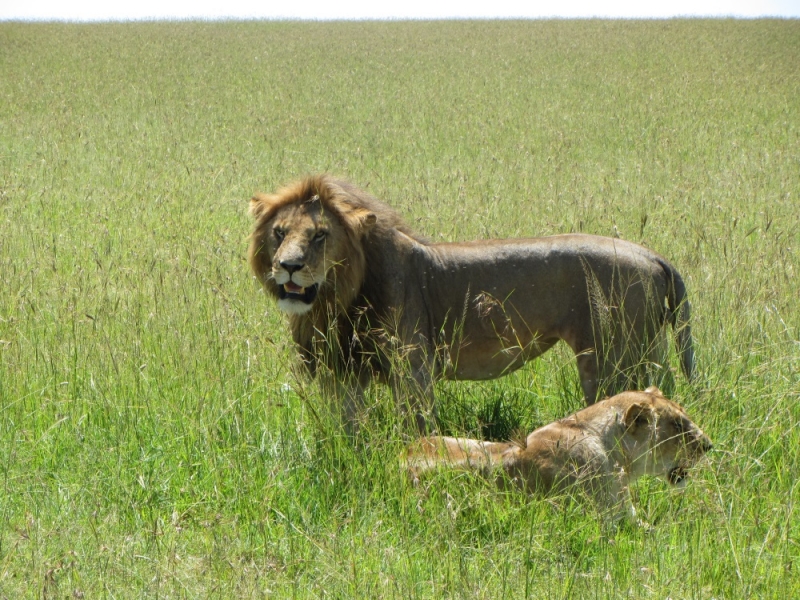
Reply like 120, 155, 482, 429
390, 356, 437, 435
377, 319, 439, 434
597, 471, 650, 528
318, 370, 369, 435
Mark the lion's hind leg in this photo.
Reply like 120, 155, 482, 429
601, 318, 675, 398
575, 350, 601, 404
576, 317, 671, 402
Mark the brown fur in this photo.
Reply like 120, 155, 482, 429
405, 388, 712, 521
249, 175, 695, 431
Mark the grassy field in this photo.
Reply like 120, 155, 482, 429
1, 18, 798, 598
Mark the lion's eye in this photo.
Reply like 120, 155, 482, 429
274, 228, 285, 241
673, 419, 688, 435
313, 230, 327, 243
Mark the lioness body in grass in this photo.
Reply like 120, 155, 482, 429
406, 388, 712, 521
248, 175, 694, 430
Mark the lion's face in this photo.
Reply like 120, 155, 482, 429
249, 176, 377, 317
623, 391, 712, 487
265, 200, 352, 315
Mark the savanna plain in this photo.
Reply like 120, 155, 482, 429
0, 18, 798, 598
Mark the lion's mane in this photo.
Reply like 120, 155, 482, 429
248, 175, 423, 371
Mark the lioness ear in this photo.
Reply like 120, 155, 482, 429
644, 386, 664, 397
624, 403, 653, 429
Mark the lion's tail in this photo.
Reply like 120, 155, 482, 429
658, 258, 695, 380
405, 436, 515, 482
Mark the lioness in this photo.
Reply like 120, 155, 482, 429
405, 388, 712, 522
248, 175, 694, 431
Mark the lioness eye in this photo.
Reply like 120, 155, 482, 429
313, 230, 327, 242
273, 228, 285, 241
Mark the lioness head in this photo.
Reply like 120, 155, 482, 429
249, 175, 378, 315
622, 387, 712, 487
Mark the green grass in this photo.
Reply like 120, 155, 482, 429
1, 18, 799, 597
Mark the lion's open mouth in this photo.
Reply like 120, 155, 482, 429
668, 466, 688, 486
279, 282, 319, 304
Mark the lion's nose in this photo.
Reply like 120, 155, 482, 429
280, 261, 304, 275
698, 434, 713, 453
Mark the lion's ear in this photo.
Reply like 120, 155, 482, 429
249, 193, 280, 220
331, 202, 377, 236
644, 386, 664, 397
353, 209, 377, 233
623, 402, 653, 429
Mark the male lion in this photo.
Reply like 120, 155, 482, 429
405, 388, 712, 522
248, 175, 694, 431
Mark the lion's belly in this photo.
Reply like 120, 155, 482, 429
440, 335, 554, 380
